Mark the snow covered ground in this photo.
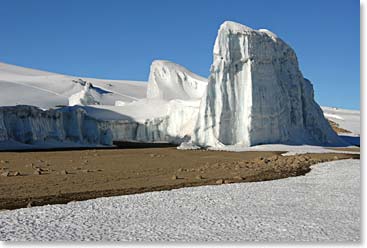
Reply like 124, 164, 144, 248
0, 159, 360, 241
0, 62, 147, 109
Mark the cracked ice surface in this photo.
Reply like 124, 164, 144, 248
0, 159, 360, 241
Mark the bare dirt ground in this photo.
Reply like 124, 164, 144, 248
0, 148, 359, 210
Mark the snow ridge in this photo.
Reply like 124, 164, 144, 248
147, 60, 207, 100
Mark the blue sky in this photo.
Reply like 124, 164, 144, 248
0, 0, 359, 109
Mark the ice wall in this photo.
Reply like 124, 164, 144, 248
147, 60, 207, 100
192, 21, 345, 147
0, 103, 197, 148
0, 106, 111, 145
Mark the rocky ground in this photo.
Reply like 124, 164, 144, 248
0, 148, 359, 210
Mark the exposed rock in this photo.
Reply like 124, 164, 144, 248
1, 171, 10, 177
12, 171, 20, 176
224, 179, 235, 184
233, 176, 245, 180
216, 179, 224, 184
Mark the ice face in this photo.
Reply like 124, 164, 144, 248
192, 21, 345, 147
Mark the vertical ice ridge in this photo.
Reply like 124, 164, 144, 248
192, 21, 346, 147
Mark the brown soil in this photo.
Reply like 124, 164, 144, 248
0, 148, 359, 210
328, 119, 352, 134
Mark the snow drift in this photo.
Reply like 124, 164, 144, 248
191, 21, 345, 148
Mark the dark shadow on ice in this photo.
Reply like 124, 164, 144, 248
72, 78, 112, 95
90, 84, 112, 95
339, 135, 360, 147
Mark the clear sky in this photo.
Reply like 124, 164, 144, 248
0, 0, 359, 109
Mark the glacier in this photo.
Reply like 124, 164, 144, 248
0, 59, 205, 148
0, 73, 203, 148
0, 21, 349, 149
191, 21, 345, 148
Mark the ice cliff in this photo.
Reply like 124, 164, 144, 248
192, 21, 344, 147
0, 105, 192, 147
147, 60, 207, 100
0, 105, 111, 145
